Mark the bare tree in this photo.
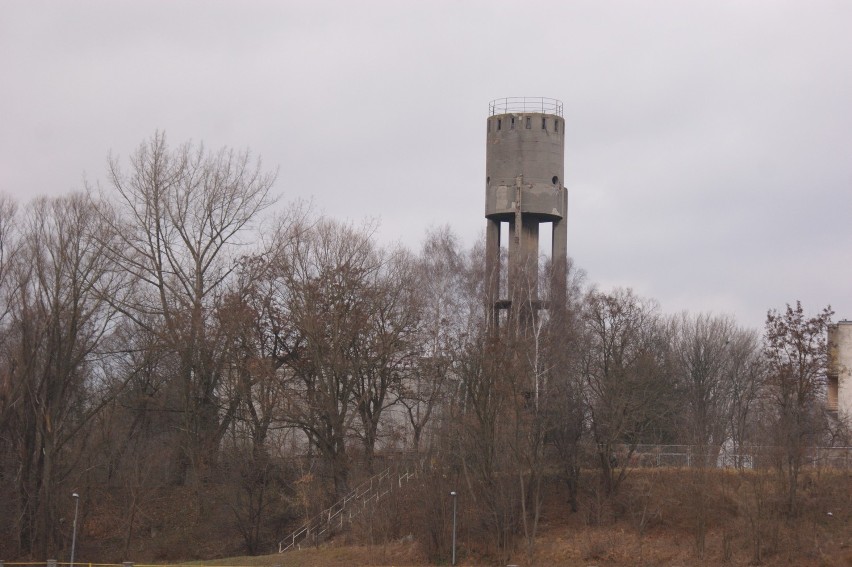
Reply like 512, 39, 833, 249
725, 329, 765, 467
0, 195, 21, 552
217, 265, 286, 554
4, 193, 125, 556
669, 312, 763, 557
104, 132, 276, 481
217, 203, 313, 465
508, 257, 556, 563
0, 194, 20, 430
205, 206, 311, 553
764, 301, 833, 515
544, 258, 587, 515
398, 227, 466, 456
671, 313, 749, 460
456, 331, 520, 562
272, 218, 382, 497
580, 288, 675, 498
350, 245, 421, 471
450, 243, 555, 562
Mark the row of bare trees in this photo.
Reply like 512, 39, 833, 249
423, 278, 841, 562
0, 133, 845, 560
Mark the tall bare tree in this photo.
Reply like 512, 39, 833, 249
725, 328, 764, 466
764, 301, 833, 515
580, 288, 675, 497
209, 205, 312, 553
0, 195, 21, 552
671, 313, 742, 460
0, 194, 20, 430
4, 193, 124, 556
398, 227, 466, 455
543, 258, 587, 514
669, 312, 763, 557
351, 245, 421, 471
217, 266, 286, 554
105, 132, 276, 480
272, 218, 383, 496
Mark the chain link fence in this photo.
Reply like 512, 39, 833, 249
608, 444, 852, 469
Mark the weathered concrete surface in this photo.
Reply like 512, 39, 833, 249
828, 320, 852, 420
485, 112, 565, 220
484, 106, 568, 330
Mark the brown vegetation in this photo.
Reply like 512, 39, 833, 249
1, 133, 849, 566
18, 467, 849, 566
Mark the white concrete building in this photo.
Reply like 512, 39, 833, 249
827, 320, 852, 420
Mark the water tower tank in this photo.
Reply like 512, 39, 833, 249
484, 97, 567, 330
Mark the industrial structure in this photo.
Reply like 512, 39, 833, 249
484, 97, 567, 332
828, 320, 852, 420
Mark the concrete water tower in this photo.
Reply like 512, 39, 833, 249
485, 97, 567, 332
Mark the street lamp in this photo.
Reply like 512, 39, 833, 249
450, 491, 457, 566
70, 492, 80, 567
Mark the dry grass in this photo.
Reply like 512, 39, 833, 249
34, 468, 852, 566
179, 540, 426, 567
515, 467, 852, 567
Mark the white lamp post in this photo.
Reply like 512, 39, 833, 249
450, 491, 457, 566
70, 492, 80, 567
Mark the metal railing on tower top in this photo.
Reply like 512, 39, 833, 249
489, 97, 563, 117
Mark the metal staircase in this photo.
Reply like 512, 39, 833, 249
277, 465, 416, 553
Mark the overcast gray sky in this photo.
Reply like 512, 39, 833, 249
2, 0, 850, 329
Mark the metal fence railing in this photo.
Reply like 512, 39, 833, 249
277, 465, 416, 553
608, 444, 852, 470
488, 97, 563, 117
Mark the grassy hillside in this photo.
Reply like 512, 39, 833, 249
10, 468, 852, 566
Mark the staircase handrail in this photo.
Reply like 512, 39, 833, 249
277, 466, 415, 553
